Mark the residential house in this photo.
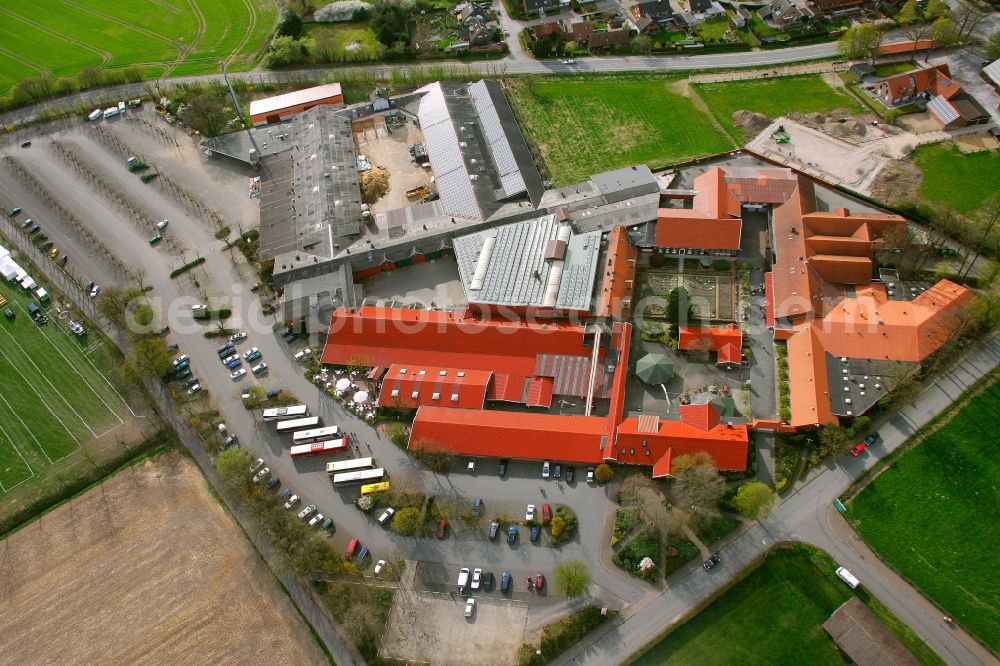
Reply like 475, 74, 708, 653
757, 0, 814, 27
811, 0, 862, 16
459, 15, 494, 46
631, 0, 677, 24
632, 15, 659, 34
874, 64, 961, 106
521, 0, 561, 14
927, 94, 990, 129
690, 0, 725, 18
980, 58, 1000, 94
678, 324, 744, 366
589, 28, 631, 49
533, 20, 565, 38
731, 6, 752, 28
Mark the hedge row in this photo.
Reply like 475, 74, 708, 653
192, 308, 232, 320
169, 257, 206, 279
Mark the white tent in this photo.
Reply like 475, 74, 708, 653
0, 245, 9, 261
0, 256, 19, 281
20, 276, 36, 291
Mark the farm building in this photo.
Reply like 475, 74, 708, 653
249, 83, 344, 126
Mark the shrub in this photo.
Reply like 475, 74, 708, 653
649, 252, 667, 268
357, 495, 374, 512
192, 308, 232, 320
594, 463, 614, 484
549, 505, 578, 546
612, 529, 662, 581
519, 605, 613, 665
387, 423, 408, 448
170, 257, 205, 278
392, 507, 420, 536
712, 259, 731, 271
612, 506, 640, 546
203, 328, 238, 339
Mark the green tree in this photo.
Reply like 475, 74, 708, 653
179, 89, 230, 138
897, 0, 921, 23
670, 451, 715, 476
216, 448, 252, 490
244, 385, 266, 409
371, 0, 415, 46
554, 559, 592, 597
926, 16, 958, 61
836, 23, 884, 60
633, 34, 652, 54
594, 463, 615, 484
277, 11, 304, 39
130, 337, 173, 378
133, 303, 154, 327
666, 286, 693, 326
987, 31, 1000, 61
924, 0, 949, 19
392, 507, 421, 536
817, 423, 853, 457
550, 514, 565, 537
732, 481, 775, 519
265, 35, 311, 67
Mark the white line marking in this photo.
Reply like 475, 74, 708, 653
0, 390, 56, 464
0, 416, 36, 494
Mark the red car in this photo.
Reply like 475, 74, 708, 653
849, 443, 865, 457
535, 573, 545, 590
542, 503, 552, 523
436, 519, 447, 539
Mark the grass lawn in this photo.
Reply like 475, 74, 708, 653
911, 142, 1000, 215
848, 376, 1000, 651
629, 544, 943, 665
304, 21, 383, 61
874, 61, 918, 78
0, 276, 133, 493
698, 17, 731, 41
0, 0, 277, 96
508, 75, 734, 186
695, 74, 864, 140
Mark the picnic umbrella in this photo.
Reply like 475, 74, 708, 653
335, 378, 351, 391
635, 353, 674, 384
353, 390, 369, 403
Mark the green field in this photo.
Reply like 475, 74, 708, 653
849, 376, 1000, 651
630, 545, 942, 665
911, 143, 1000, 215
304, 21, 383, 61
507, 76, 735, 186
0, 277, 134, 492
695, 74, 864, 140
0, 0, 277, 95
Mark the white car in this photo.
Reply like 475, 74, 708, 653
156, 219, 169, 230
243, 347, 259, 359
309, 512, 324, 527
297, 504, 316, 520
90, 285, 100, 298
563, 59, 576, 65
229, 331, 247, 343
172, 354, 190, 367
525, 504, 536, 521
249, 457, 265, 473
284, 494, 300, 509
471, 567, 482, 590
230, 368, 247, 380
191, 304, 207, 312
542, 461, 551, 478
464, 598, 476, 617
457, 567, 470, 587
251, 362, 268, 375
467, 458, 476, 473
221, 354, 239, 365
374, 559, 386, 576
186, 383, 201, 395
294, 348, 312, 361
252, 466, 270, 483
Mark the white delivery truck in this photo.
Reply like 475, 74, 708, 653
836, 567, 861, 589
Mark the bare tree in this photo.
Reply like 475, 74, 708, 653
960, 193, 1000, 278
952, 6, 989, 40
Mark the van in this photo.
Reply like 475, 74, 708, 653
457, 567, 470, 588
88, 109, 102, 121
836, 567, 860, 589
377, 507, 395, 527
346, 538, 359, 558
103, 107, 119, 119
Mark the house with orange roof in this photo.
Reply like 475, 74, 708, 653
655, 168, 743, 256
677, 323, 744, 366
767, 175, 974, 428
378, 364, 493, 410
874, 64, 960, 107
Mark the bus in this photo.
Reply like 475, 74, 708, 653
262, 404, 309, 421
325, 457, 374, 475
275, 416, 321, 434
290, 438, 348, 458
333, 468, 385, 486
360, 481, 390, 495
291, 425, 342, 446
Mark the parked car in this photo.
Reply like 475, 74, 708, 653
553, 464, 562, 479
489, 521, 500, 541
229, 331, 247, 343
20, 140, 31, 148
264, 476, 280, 490
249, 457, 265, 473
535, 573, 545, 590
471, 568, 482, 590
173, 360, 190, 372
266, 388, 282, 399
191, 304, 207, 312
309, 513, 324, 527
294, 349, 312, 361
566, 466, 575, 484
377, 507, 395, 526
852, 432, 880, 456
175, 368, 192, 380
230, 368, 247, 380
185, 376, 199, 388
501, 571, 512, 593
374, 559, 386, 576
356, 547, 369, 562
507, 526, 518, 544
217, 342, 235, 357
525, 504, 536, 522
530, 525, 541, 542
849, 443, 866, 457
252, 467, 270, 483
90, 284, 100, 298
243, 347, 260, 360
225, 358, 242, 370
436, 519, 447, 539
320, 517, 334, 530
173, 354, 190, 367
284, 494, 300, 509
542, 461, 551, 478
498, 459, 508, 478
156, 219, 169, 230
472, 498, 483, 517
221, 354, 239, 365
280, 487, 292, 499
346, 538, 360, 559
457, 567, 470, 587
148, 234, 162, 245
467, 458, 476, 473
587, 466, 595, 484
186, 383, 201, 395
464, 598, 476, 617
703, 553, 721, 572
541, 504, 552, 522
251, 362, 268, 375
297, 504, 316, 520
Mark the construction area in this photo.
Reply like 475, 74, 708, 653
353, 115, 434, 214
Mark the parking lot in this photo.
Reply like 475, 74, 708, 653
382, 588, 529, 665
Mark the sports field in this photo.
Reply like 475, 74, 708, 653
629, 545, 942, 665
507, 76, 734, 186
0, 277, 136, 493
911, 142, 1000, 214
849, 376, 1000, 652
0, 0, 277, 95
694, 74, 864, 140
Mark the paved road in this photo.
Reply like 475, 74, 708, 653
559, 333, 1000, 665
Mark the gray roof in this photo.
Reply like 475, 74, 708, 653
200, 125, 296, 164
826, 353, 916, 418
589, 165, 660, 203
453, 213, 602, 311
927, 95, 960, 125
280, 263, 356, 331
823, 598, 920, 666
983, 58, 1000, 86
258, 105, 363, 263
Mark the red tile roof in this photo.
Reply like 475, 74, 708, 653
678, 324, 743, 354
596, 225, 637, 319
377, 364, 491, 410
525, 377, 555, 408
656, 168, 743, 251
409, 407, 608, 464
679, 402, 721, 430
875, 39, 934, 55
616, 415, 748, 475
717, 343, 742, 365
875, 64, 960, 105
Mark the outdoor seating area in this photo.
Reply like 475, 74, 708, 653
312, 367, 379, 421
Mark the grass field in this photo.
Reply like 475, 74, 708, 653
911, 142, 1000, 215
0, 277, 134, 493
507, 76, 735, 186
630, 545, 943, 665
873, 61, 919, 77
0, 0, 277, 95
849, 376, 1000, 651
304, 21, 383, 61
695, 74, 864, 140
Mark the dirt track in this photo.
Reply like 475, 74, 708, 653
0, 451, 326, 665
